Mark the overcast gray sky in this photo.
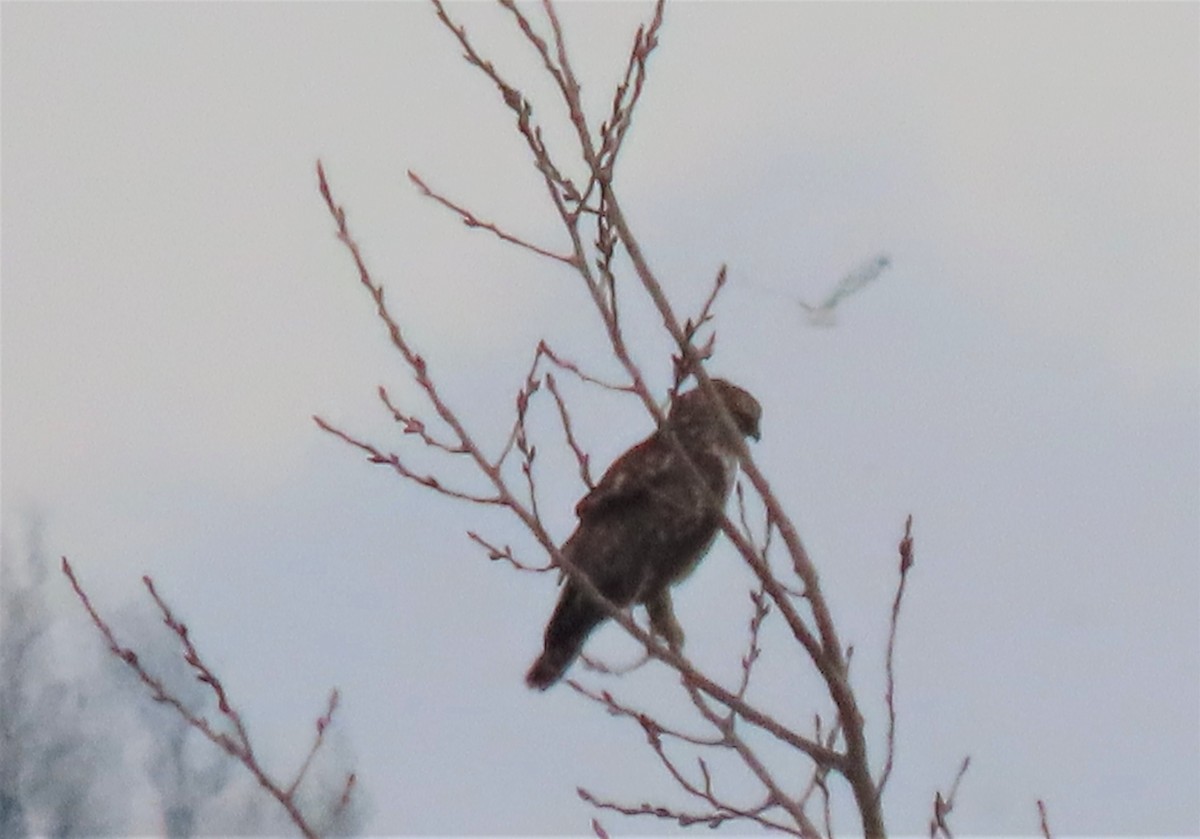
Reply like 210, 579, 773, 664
3, 2, 1197, 835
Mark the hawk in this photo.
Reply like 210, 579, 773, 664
526, 379, 762, 690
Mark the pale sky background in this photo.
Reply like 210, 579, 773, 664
3, 2, 1198, 836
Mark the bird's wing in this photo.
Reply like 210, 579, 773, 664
574, 434, 676, 520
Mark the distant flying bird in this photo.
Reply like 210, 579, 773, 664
739, 253, 891, 326
526, 379, 762, 690
799, 254, 891, 326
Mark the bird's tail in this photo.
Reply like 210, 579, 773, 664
526, 585, 605, 690
525, 646, 577, 691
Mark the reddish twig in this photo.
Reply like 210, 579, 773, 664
677, 675, 823, 838
877, 514, 915, 797
733, 585, 770, 701
432, 0, 583, 216
596, 0, 665, 177
466, 531, 553, 573
670, 265, 726, 395
141, 574, 254, 754
431, 0, 661, 422
929, 755, 971, 839
61, 558, 350, 839
817, 769, 835, 838
513, 373, 543, 522
313, 415, 503, 505
797, 714, 843, 813
408, 170, 577, 266
287, 688, 339, 798
544, 372, 594, 490
1037, 799, 1054, 839
378, 385, 467, 455
316, 160, 520, 506
535, 340, 630, 392
335, 772, 357, 816
578, 752, 803, 836
568, 682, 723, 748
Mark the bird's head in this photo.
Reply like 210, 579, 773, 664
671, 379, 762, 442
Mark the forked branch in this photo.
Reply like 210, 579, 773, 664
61, 558, 354, 839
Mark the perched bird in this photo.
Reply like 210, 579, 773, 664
526, 379, 762, 690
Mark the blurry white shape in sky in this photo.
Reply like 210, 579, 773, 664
799, 253, 892, 327
740, 253, 892, 327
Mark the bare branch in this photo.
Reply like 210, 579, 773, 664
929, 755, 971, 839
877, 514, 915, 796
317, 160, 515, 498
733, 585, 770, 701
408, 170, 577, 266
467, 530, 553, 573
797, 714, 843, 815
597, 0, 666, 176
671, 265, 727, 395
141, 574, 255, 757
578, 759, 804, 836
544, 372, 594, 489
567, 682, 724, 748
1037, 799, 1054, 839
679, 676, 823, 837
513, 373, 543, 522
535, 339, 631, 392
287, 688, 340, 798
313, 414, 504, 506
431, 0, 583, 213
378, 385, 467, 455
61, 559, 350, 839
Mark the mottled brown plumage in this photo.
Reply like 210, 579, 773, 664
526, 379, 762, 690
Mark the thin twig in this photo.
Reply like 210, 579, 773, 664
313, 415, 504, 506
797, 714, 843, 813
408, 170, 577, 266
1037, 799, 1054, 839
733, 585, 770, 701
568, 682, 724, 748
929, 756, 971, 839
597, 0, 665, 176
578, 733, 805, 837
679, 675, 822, 837
544, 372, 594, 489
431, 0, 582, 213
61, 559, 345, 839
513, 373, 543, 522
877, 514, 915, 797
671, 264, 727, 394
467, 530, 553, 573
287, 688, 340, 798
378, 386, 467, 454
141, 574, 255, 756
535, 340, 630, 392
